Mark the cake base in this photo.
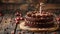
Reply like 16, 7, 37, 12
20, 21, 59, 32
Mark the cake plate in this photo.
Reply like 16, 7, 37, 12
19, 21, 59, 33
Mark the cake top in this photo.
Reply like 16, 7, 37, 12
26, 11, 53, 19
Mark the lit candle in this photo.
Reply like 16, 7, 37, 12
40, 3, 41, 14
39, 3, 44, 14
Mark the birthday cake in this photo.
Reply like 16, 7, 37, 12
24, 11, 55, 28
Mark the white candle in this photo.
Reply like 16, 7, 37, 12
40, 4, 41, 14
39, 3, 44, 14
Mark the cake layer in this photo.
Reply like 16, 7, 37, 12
25, 16, 53, 23
25, 22, 54, 28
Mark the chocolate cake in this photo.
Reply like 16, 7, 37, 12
25, 11, 55, 28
